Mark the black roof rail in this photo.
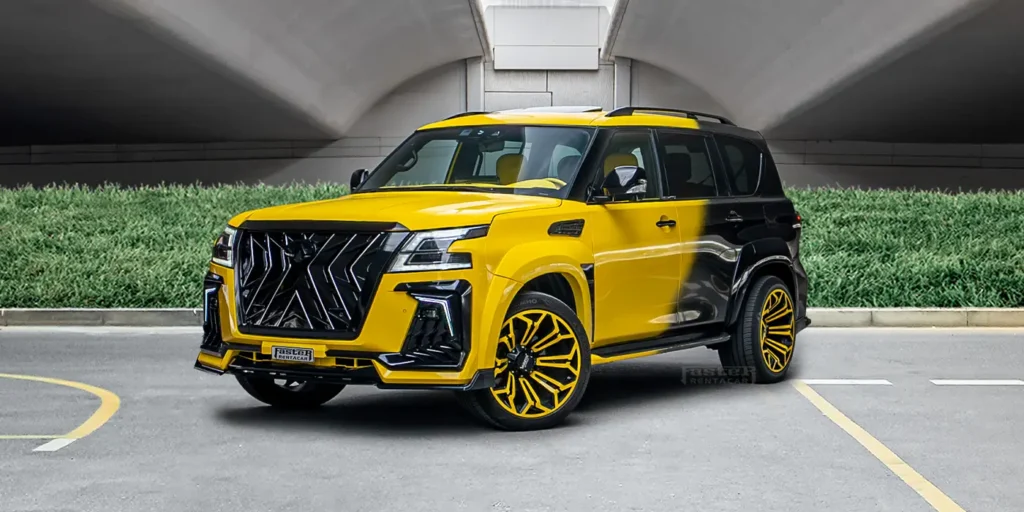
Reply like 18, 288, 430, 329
444, 110, 491, 120
605, 107, 735, 126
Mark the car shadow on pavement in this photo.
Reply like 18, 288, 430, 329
215, 389, 486, 437
214, 358, 755, 435
576, 360, 752, 414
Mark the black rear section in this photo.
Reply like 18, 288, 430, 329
234, 221, 407, 340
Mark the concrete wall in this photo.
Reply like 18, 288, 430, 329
628, 60, 729, 118
623, 60, 1024, 191
0, 61, 469, 187
482, 61, 615, 111
605, 0, 997, 135
771, 141, 1024, 191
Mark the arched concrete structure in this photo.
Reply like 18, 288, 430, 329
0, 0, 488, 145
604, 0, 1000, 140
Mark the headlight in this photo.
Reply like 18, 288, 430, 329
388, 226, 487, 273
211, 226, 237, 268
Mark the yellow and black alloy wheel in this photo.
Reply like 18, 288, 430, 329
456, 291, 591, 431
718, 275, 797, 383
759, 288, 795, 373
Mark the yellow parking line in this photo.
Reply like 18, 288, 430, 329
0, 373, 121, 447
792, 381, 965, 512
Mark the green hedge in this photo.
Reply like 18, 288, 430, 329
1, 184, 1022, 308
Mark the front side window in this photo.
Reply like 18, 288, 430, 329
358, 125, 595, 199
593, 129, 661, 199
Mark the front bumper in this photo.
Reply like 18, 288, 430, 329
194, 357, 495, 391
195, 262, 507, 389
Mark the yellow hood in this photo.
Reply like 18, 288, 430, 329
232, 190, 562, 231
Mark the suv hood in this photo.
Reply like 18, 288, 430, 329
233, 190, 562, 231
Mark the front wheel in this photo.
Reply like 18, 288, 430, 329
456, 291, 591, 431
236, 375, 345, 408
718, 275, 797, 384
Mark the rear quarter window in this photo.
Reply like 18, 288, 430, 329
715, 136, 763, 196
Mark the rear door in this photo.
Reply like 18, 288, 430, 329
655, 129, 731, 327
701, 133, 771, 324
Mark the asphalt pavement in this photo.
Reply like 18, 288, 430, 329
2, 326, 1023, 512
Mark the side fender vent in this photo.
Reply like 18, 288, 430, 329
549, 219, 585, 237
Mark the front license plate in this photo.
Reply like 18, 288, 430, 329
271, 346, 314, 363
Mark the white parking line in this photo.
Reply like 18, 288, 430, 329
799, 379, 893, 385
930, 379, 1024, 386
33, 438, 76, 452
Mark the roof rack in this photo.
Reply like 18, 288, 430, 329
605, 107, 735, 126
499, 106, 604, 113
444, 111, 492, 120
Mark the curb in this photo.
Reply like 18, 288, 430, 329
2, 308, 1024, 328
1, 308, 201, 327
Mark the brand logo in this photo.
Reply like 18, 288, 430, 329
285, 239, 318, 264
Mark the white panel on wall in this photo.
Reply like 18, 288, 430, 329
495, 46, 600, 70
491, 7, 601, 46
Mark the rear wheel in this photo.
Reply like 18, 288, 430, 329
456, 291, 591, 431
718, 275, 797, 384
236, 375, 345, 408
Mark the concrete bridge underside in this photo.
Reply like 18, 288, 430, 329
3, 0, 1024, 190
607, 0, 1023, 143
0, 0, 488, 145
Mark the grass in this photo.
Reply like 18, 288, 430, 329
1, 184, 1022, 308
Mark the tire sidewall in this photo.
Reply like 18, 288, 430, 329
236, 375, 345, 408
472, 291, 592, 430
738, 276, 796, 384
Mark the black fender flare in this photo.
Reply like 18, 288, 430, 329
725, 238, 796, 327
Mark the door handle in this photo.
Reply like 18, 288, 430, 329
656, 219, 677, 228
725, 211, 744, 223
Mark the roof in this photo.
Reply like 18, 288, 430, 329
419, 110, 702, 131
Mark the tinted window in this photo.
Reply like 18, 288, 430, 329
599, 130, 659, 198
360, 125, 594, 199
715, 136, 763, 196
657, 130, 718, 199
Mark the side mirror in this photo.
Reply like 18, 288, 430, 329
350, 168, 369, 191
597, 166, 647, 201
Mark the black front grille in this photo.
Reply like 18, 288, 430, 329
235, 224, 406, 339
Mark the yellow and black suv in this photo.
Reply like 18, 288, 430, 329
194, 106, 810, 431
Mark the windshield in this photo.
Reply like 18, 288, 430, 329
357, 125, 595, 199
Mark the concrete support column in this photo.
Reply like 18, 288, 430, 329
613, 57, 632, 107
466, 57, 485, 111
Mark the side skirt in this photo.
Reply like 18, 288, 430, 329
591, 330, 731, 365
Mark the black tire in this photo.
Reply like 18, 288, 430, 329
236, 375, 345, 409
455, 291, 591, 431
718, 275, 797, 384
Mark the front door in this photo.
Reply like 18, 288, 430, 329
588, 129, 687, 347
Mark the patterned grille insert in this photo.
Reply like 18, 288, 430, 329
235, 226, 404, 338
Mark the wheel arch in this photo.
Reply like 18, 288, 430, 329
725, 242, 797, 327
489, 240, 594, 340
469, 241, 594, 372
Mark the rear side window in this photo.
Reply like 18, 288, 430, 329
656, 130, 718, 199
715, 136, 763, 196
